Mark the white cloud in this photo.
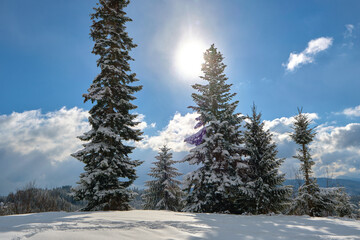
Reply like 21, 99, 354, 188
341, 105, 360, 117
305, 37, 334, 54
283, 37, 333, 71
133, 113, 156, 131
0, 107, 90, 163
136, 112, 199, 152
285, 53, 312, 72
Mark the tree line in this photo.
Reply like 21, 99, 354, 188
0, 183, 84, 216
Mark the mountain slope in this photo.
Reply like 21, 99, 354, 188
285, 178, 360, 195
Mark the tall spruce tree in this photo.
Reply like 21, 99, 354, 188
72, 0, 142, 211
243, 104, 291, 214
183, 44, 246, 213
143, 145, 183, 211
289, 108, 323, 216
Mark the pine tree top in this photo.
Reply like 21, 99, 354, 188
244, 103, 285, 182
291, 108, 316, 145
189, 44, 240, 124
85, 0, 142, 105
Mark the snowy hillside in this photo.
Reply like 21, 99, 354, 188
1, 210, 360, 239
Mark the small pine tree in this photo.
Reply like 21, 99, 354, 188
143, 145, 183, 211
288, 108, 323, 216
183, 44, 245, 213
320, 187, 355, 217
334, 188, 355, 217
243, 104, 292, 214
72, 0, 142, 211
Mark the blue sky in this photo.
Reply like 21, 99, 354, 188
0, 0, 360, 195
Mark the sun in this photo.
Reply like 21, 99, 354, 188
174, 39, 207, 80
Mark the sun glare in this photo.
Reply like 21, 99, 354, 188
175, 39, 207, 80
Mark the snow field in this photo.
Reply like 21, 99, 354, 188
1, 210, 360, 239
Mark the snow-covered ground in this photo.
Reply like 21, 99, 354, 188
1, 210, 360, 240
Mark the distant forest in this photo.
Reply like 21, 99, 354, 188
1, 180, 359, 216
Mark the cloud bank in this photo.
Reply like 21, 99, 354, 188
0, 107, 154, 195
0, 107, 89, 195
283, 37, 333, 71
1, 106, 359, 194
313, 123, 360, 178
264, 114, 360, 179
0, 107, 90, 163
140, 110, 360, 179
136, 109, 360, 179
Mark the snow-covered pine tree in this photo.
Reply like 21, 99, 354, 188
71, 0, 142, 211
288, 108, 324, 216
332, 188, 355, 217
243, 104, 291, 214
183, 44, 246, 213
143, 145, 183, 211
320, 187, 355, 217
